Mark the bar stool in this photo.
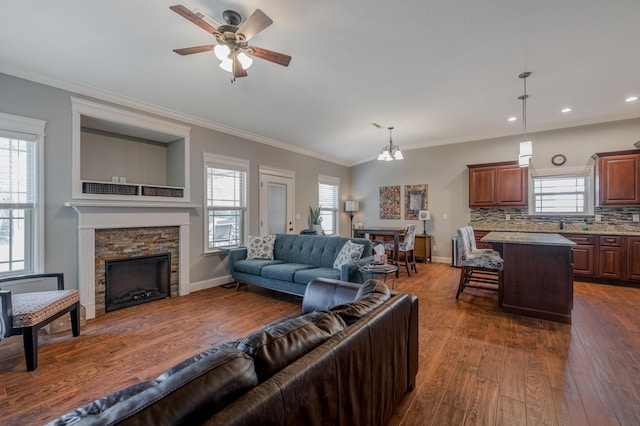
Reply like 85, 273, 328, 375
455, 226, 504, 305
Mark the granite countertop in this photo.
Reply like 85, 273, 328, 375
469, 221, 640, 236
481, 231, 576, 246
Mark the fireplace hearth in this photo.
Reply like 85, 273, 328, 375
105, 253, 171, 312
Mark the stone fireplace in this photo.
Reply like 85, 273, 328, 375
67, 203, 191, 319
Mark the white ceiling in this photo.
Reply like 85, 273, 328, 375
1, 1, 639, 166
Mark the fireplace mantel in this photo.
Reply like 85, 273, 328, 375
66, 202, 194, 319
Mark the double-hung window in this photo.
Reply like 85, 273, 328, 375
318, 175, 339, 235
0, 112, 45, 277
204, 153, 249, 252
530, 166, 593, 215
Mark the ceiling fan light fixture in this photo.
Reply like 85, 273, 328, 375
214, 44, 230, 61
219, 58, 233, 72
237, 52, 253, 69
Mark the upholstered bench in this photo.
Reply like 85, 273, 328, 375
0, 273, 80, 371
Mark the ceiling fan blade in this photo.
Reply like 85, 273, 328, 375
236, 9, 273, 41
248, 46, 291, 67
170, 5, 222, 36
233, 55, 248, 78
173, 45, 214, 55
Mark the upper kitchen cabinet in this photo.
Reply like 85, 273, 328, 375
595, 150, 640, 206
468, 161, 528, 207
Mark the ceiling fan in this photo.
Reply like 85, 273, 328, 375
170, 5, 292, 80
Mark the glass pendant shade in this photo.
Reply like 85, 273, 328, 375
518, 140, 532, 166
237, 52, 253, 69
377, 127, 403, 161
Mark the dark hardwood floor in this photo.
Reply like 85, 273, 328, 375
1, 263, 639, 425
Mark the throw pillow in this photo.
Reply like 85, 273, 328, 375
333, 240, 365, 270
246, 235, 276, 260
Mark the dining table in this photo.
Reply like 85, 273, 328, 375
353, 226, 405, 276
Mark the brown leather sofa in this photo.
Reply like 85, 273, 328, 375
47, 278, 419, 426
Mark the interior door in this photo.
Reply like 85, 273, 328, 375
259, 168, 295, 236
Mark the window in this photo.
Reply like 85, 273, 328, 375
0, 112, 45, 277
204, 153, 249, 252
530, 166, 593, 215
318, 175, 339, 235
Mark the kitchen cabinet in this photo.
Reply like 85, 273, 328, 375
597, 236, 623, 279
564, 234, 595, 277
595, 150, 640, 206
413, 234, 432, 263
627, 237, 640, 281
468, 161, 528, 207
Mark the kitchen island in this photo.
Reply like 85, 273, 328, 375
482, 231, 575, 324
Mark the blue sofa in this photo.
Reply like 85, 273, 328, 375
228, 234, 373, 295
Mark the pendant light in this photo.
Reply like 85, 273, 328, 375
377, 126, 403, 161
518, 71, 532, 167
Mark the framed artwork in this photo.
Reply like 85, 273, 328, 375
379, 186, 401, 219
404, 184, 428, 219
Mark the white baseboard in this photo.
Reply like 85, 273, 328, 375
431, 256, 453, 265
189, 275, 234, 292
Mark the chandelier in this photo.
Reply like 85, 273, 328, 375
518, 71, 532, 167
377, 126, 403, 161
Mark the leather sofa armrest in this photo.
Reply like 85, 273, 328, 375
302, 278, 361, 314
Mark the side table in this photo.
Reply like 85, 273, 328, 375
358, 263, 399, 289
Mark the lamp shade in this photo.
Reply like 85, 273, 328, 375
345, 200, 360, 212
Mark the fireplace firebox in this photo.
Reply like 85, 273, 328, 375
105, 253, 171, 312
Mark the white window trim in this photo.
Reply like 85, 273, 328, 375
203, 152, 250, 254
318, 174, 340, 235
0, 112, 46, 275
528, 165, 594, 216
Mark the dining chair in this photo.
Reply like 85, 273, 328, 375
0, 273, 80, 371
455, 226, 504, 305
384, 224, 417, 276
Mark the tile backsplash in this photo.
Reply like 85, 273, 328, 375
470, 206, 640, 233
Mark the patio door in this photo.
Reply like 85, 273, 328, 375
259, 167, 295, 236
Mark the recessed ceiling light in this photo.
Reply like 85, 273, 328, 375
626, 96, 639, 103
508, 116, 517, 122
561, 107, 572, 113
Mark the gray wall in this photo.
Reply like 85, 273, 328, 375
0, 72, 352, 289
350, 118, 640, 262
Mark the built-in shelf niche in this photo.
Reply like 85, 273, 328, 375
71, 97, 191, 203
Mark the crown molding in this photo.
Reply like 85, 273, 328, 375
0, 63, 350, 167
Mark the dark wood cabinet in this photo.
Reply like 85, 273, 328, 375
595, 150, 640, 206
597, 236, 623, 279
468, 161, 528, 207
627, 237, 640, 281
564, 234, 595, 277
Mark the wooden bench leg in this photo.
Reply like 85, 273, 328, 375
23, 327, 38, 371
71, 302, 80, 337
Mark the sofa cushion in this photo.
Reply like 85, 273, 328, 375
293, 267, 341, 284
48, 346, 257, 426
331, 279, 391, 325
261, 263, 315, 282
232, 259, 284, 275
247, 235, 276, 260
238, 311, 346, 381
332, 240, 365, 270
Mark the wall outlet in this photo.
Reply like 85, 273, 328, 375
432, 245, 437, 253
295, 213, 301, 220
595, 214, 602, 222
111, 176, 119, 183
634, 214, 640, 222
505, 214, 511, 220
442, 213, 447, 220
120, 177, 127, 183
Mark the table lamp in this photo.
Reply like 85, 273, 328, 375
418, 210, 431, 235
